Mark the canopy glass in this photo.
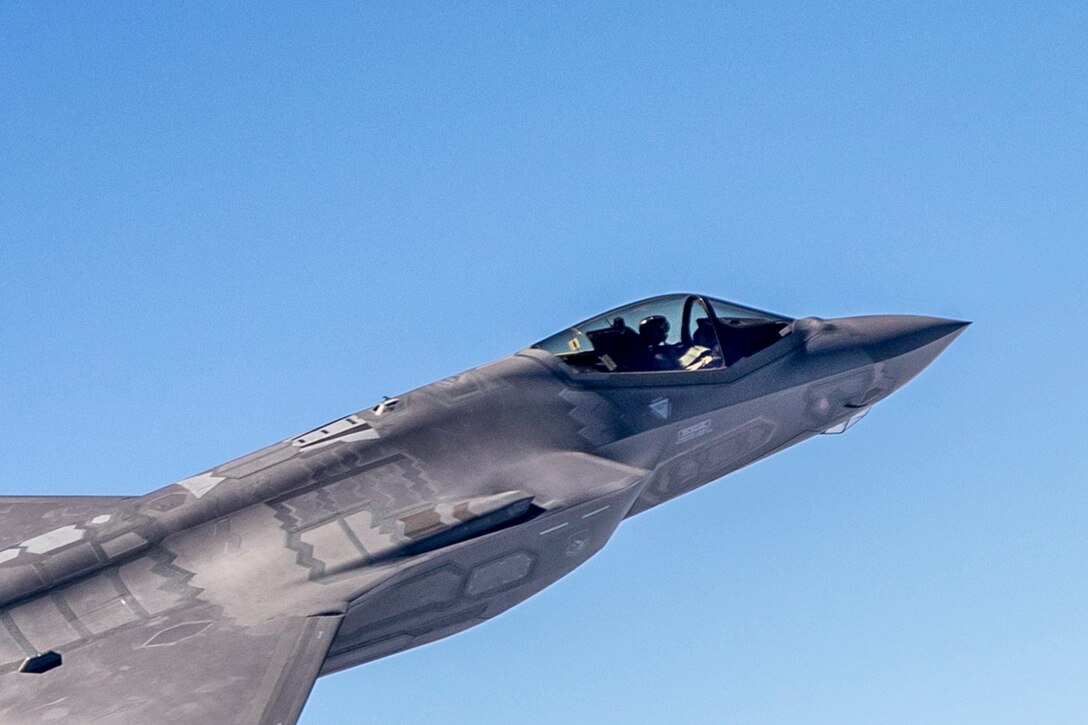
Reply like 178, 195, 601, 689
534, 294, 792, 374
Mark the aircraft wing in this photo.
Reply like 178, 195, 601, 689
0, 496, 132, 550
0, 601, 341, 724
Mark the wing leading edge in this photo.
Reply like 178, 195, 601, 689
0, 496, 132, 550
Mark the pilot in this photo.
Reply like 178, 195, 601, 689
638, 315, 676, 370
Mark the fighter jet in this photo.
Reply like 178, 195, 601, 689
0, 294, 966, 723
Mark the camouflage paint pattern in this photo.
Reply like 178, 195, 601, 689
0, 297, 967, 723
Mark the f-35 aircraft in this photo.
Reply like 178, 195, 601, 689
0, 294, 966, 723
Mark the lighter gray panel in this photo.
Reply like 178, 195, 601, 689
466, 552, 535, 596
62, 574, 140, 635
117, 553, 197, 615
297, 522, 365, 575
8, 597, 82, 651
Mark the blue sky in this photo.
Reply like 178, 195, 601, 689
1, 3, 1085, 723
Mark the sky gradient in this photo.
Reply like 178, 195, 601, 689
2, 3, 1086, 723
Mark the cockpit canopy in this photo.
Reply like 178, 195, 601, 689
534, 294, 792, 373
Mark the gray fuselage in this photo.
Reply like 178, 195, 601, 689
0, 305, 966, 717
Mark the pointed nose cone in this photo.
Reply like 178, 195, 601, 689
846, 314, 970, 386
859, 315, 970, 362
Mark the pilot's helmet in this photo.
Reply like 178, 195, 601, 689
639, 315, 669, 346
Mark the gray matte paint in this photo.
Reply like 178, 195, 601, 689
0, 295, 967, 723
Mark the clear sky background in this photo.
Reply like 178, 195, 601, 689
1, 3, 1085, 724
